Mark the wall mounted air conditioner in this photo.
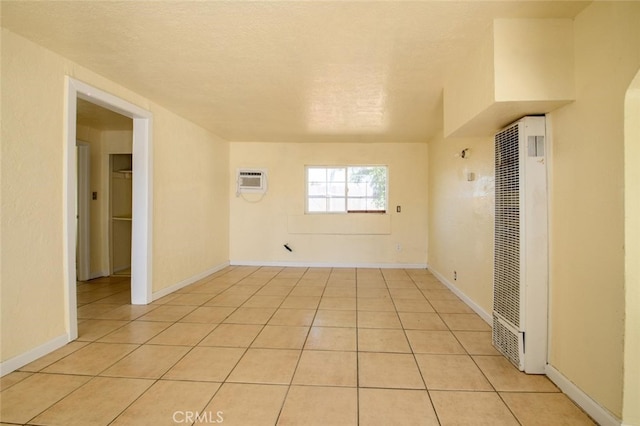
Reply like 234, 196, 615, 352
493, 116, 548, 374
236, 169, 267, 194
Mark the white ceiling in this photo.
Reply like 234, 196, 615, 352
2, 1, 588, 143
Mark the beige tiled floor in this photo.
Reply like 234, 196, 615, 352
0, 267, 597, 425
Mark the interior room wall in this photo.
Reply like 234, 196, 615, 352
545, 2, 640, 418
152, 104, 229, 292
1, 28, 229, 365
229, 142, 428, 267
492, 18, 574, 103
443, 24, 495, 137
427, 133, 494, 316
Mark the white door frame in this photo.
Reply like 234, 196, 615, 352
64, 77, 153, 340
623, 69, 640, 425
76, 142, 91, 282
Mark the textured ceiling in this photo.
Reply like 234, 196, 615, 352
1, 1, 589, 143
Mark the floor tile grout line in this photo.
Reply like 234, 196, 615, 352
408, 269, 448, 426
494, 389, 526, 426
18, 373, 98, 425
105, 376, 166, 426
403, 272, 453, 424
0, 371, 36, 392
272, 266, 325, 425
385, 270, 432, 397
354, 268, 362, 425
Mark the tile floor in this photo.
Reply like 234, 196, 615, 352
0, 266, 596, 425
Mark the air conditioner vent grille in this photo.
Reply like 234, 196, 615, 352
494, 123, 521, 328
237, 169, 267, 193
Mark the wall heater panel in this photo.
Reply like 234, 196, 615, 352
493, 116, 548, 374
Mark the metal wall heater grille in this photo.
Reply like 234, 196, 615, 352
493, 315, 521, 368
494, 123, 521, 329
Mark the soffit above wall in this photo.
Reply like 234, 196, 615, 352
444, 18, 576, 138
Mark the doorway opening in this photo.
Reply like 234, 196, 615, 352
76, 100, 135, 281
65, 77, 153, 341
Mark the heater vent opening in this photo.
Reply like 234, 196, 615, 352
493, 314, 522, 369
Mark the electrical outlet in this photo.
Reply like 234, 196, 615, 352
396, 243, 402, 252
454, 270, 457, 281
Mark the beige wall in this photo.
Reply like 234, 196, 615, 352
1, 29, 229, 363
443, 24, 495, 137
2, 29, 68, 362
546, 2, 640, 417
427, 134, 494, 315
229, 142, 428, 266
153, 103, 229, 291
493, 19, 574, 103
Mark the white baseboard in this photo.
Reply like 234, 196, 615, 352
545, 364, 621, 426
152, 261, 230, 301
0, 333, 69, 377
230, 260, 428, 269
428, 267, 492, 324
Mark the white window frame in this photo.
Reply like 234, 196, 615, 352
305, 165, 388, 214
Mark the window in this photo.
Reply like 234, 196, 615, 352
306, 166, 387, 213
